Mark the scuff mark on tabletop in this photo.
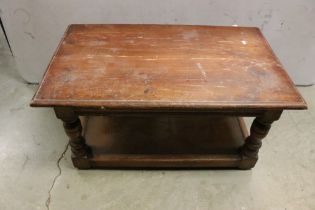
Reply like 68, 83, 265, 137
144, 87, 154, 94
196, 63, 208, 82
182, 30, 199, 40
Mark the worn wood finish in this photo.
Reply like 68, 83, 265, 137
31, 24, 306, 110
31, 24, 307, 169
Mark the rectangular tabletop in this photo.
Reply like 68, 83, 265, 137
31, 24, 306, 110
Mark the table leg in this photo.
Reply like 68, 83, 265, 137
54, 107, 91, 169
239, 111, 282, 169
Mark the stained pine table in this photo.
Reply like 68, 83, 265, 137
31, 24, 307, 169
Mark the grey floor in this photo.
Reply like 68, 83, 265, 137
1, 32, 315, 210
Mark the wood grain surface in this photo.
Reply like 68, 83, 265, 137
31, 24, 306, 110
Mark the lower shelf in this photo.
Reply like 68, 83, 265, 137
81, 115, 248, 168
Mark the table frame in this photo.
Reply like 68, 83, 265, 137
54, 107, 282, 170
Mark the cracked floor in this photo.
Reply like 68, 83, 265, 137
1, 31, 315, 210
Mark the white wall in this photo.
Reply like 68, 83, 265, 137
1, 0, 314, 84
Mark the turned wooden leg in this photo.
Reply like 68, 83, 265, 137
54, 107, 91, 169
239, 111, 282, 169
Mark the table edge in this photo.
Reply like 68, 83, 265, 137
30, 98, 307, 110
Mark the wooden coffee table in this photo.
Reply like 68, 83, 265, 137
31, 24, 307, 169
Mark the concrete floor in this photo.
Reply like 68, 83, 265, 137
0, 34, 315, 210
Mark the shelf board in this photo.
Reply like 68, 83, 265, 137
81, 115, 248, 168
